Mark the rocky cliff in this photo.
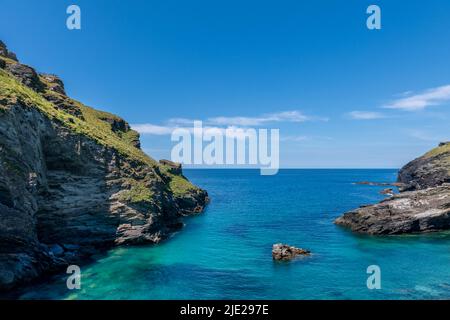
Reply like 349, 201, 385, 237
397, 142, 450, 191
0, 41, 208, 291
335, 142, 450, 234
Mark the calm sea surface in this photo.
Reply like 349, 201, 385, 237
19, 169, 450, 299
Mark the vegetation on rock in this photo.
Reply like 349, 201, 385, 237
0, 40, 208, 291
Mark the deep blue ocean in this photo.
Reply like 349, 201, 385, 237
19, 169, 450, 299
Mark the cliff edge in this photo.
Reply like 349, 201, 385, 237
335, 142, 450, 234
0, 41, 208, 290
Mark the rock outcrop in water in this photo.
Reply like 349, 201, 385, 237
272, 243, 310, 260
0, 41, 208, 290
335, 142, 450, 235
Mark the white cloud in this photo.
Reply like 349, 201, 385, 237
132, 123, 260, 141
131, 124, 176, 135
348, 111, 385, 120
167, 118, 198, 126
207, 110, 311, 126
384, 85, 450, 111
133, 110, 326, 135
281, 135, 309, 142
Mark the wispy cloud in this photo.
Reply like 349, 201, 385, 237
133, 110, 326, 135
132, 123, 235, 139
280, 135, 309, 142
348, 111, 385, 120
384, 85, 450, 111
167, 118, 199, 126
131, 124, 176, 135
207, 111, 312, 126
407, 129, 447, 142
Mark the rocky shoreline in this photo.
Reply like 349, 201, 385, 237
335, 142, 450, 235
0, 41, 208, 291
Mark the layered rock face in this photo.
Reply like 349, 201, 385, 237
0, 41, 208, 290
397, 142, 450, 191
335, 142, 450, 235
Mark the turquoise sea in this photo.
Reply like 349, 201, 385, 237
19, 169, 450, 299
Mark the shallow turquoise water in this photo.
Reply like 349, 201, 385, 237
19, 169, 450, 299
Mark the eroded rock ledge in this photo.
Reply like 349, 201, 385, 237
335, 185, 450, 234
335, 142, 450, 235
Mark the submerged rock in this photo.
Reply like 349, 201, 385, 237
355, 181, 404, 187
272, 243, 310, 261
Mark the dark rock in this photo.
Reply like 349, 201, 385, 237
42, 92, 84, 119
49, 244, 64, 256
131, 137, 141, 149
272, 243, 310, 261
5, 63, 45, 92
159, 159, 182, 175
0, 41, 208, 291
0, 40, 18, 61
335, 185, 450, 234
0, 41, 7, 56
100, 117, 130, 133
98, 116, 141, 149
40, 74, 66, 95
62, 244, 80, 251
355, 181, 404, 187
380, 188, 394, 196
7, 52, 17, 61
0, 102, 208, 291
336, 142, 450, 235
398, 142, 450, 191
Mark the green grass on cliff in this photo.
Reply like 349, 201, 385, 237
158, 165, 199, 196
118, 179, 154, 203
121, 129, 140, 146
0, 68, 52, 110
424, 143, 450, 159
169, 175, 197, 196
0, 68, 156, 167
0, 67, 200, 200
0, 56, 17, 67
421, 143, 450, 176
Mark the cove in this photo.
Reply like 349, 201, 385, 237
17, 170, 450, 300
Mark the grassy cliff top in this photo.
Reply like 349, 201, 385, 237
0, 67, 156, 167
424, 142, 450, 159
0, 54, 200, 198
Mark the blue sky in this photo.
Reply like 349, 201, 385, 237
1, 0, 449, 168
